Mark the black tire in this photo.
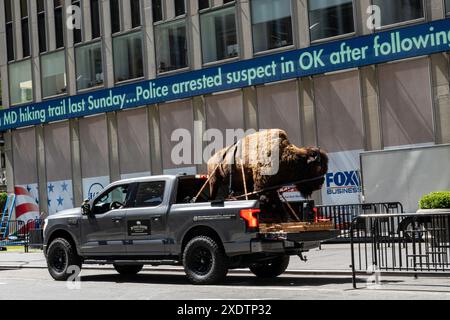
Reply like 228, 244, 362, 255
46, 238, 82, 281
183, 236, 228, 285
113, 264, 144, 276
249, 255, 290, 278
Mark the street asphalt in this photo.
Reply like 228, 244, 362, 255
0, 244, 449, 300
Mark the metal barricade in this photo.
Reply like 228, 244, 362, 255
316, 202, 404, 241
25, 219, 44, 252
350, 212, 450, 288
0, 220, 26, 247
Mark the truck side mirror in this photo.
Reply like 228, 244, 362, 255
81, 199, 91, 216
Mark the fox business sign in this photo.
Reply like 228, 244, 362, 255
325, 170, 362, 195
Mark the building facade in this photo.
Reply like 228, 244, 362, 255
1, 0, 450, 216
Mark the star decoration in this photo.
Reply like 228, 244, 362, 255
61, 182, 69, 192
57, 196, 64, 207
48, 183, 55, 193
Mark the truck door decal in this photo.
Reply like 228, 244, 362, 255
128, 220, 152, 236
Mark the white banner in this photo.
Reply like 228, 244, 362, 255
82, 176, 110, 201
321, 150, 363, 205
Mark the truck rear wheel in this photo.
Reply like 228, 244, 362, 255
183, 236, 228, 285
47, 238, 82, 281
249, 255, 290, 278
113, 264, 144, 276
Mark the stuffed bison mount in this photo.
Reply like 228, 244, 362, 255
207, 129, 329, 204
206, 129, 328, 222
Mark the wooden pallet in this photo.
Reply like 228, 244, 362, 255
260, 221, 334, 233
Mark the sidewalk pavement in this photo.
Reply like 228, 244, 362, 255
0, 244, 353, 274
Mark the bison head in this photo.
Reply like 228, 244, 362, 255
288, 146, 329, 198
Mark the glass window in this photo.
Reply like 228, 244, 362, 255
37, 0, 47, 53
175, 0, 185, 16
41, 51, 67, 97
93, 184, 132, 214
20, 0, 30, 57
251, 0, 293, 53
91, 0, 101, 38
201, 6, 238, 63
113, 32, 144, 82
446, 0, 450, 14
372, 0, 423, 27
155, 20, 188, 72
54, 0, 64, 48
199, 0, 209, 10
9, 60, 33, 106
152, 0, 163, 22
76, 42, 104, 90
110, 0, 121, 33
5, 0, 12, 22
134, 182, 165, 207
20, 0, 28, 17
131, 0, 141, 28
308, 0, 354, 41
5, 0, 14, 61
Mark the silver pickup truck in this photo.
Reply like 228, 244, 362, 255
44, 175, 338, 285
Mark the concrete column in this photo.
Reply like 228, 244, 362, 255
430, 53, 450, 144
4, 131, 14, 195
107, 112, 121, 182
426, 0, 445, 21
165, 0, 175, 20
0, 0, 10, 109
354, 0, 371, 36
292, 0, 310, 48
64, 0, 77, 96
82, 0, 93, 41
242, 87, 258, 131
101, 0, 114, 87
70, 119, 83, 204
35, 126, 49, 215
299, 77, 317, 147
212, 0, 224, 7
360, 65, 382, 151
47, 0, 56, 52
193, 96, 206, 173
122, 0, 132, 30
30, 0, 42, 102
142, 0, 156, 79
298, 78, 322, 204
148, 105, 163, 175
13, 0, 23, 60
236, 0, 253, 59
188, 0, 202, 69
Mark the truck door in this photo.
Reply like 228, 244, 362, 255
125, 181, 168, 255
80, 184, 134, 255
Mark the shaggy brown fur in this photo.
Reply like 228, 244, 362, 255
207, 129, 328, 200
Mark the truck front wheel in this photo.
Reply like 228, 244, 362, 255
183, 236, 228, 285
46, 238, 82, 281
249, 255, 290, 278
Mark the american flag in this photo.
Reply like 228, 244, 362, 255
47, 180, 74, 215
14, 185, 41, 227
